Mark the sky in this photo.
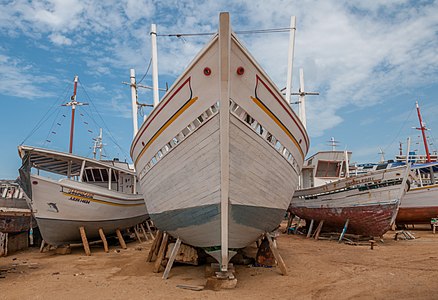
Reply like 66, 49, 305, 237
1, 0, 438, 179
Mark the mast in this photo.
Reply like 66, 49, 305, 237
130, 69, 139, 137
69, 76, 78, 153
151, 24, 159, 110
219, 11, 231, 273
415, 101, 431, 162
63, 75, 87, 153
285, 16, 296, 105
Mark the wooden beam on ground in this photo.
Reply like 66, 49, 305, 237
313, 220, 324, 240
338, 219, 350, 243
153, 232, 168, 273
162, 237, 182, 279
116, 229, 127, 249
147, 230, 161, 262
79, 226, 91, 256
98, 228, 109, 253
265, 233, 287, 276
306, 219, 314, 238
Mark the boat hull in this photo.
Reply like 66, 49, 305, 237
26, 175, 148, 246
289, 167, 409, 237
131, 19, 308, 265
396, 184, 438, 224
290, 201, 399, 237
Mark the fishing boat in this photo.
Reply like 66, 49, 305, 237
394, 101, 438, 225
17, 76, 148, 246
0, 180, 33, 233
131, 13, 309, 271
289, 150, 411, 237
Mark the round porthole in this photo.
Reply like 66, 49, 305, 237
204, 67, 212, 76
237, 66, 245, 75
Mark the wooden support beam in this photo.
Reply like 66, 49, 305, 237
338, 219, 349, 243
294, 217, 301, 234
313, 220, 324, 240
265, 233, 287, 276
134, 226, 142, 242
146, 220, 155, 239
147, 230, 161, 262
140, 224, 149, 241
116, 229, 127, 249
39, 240, 46, 253
306, 219, 314, 238
162, 237, 182, 279
79, 226, 91, 256
98, 228, 109, 253
154, 230, 163, 256
153, 232, 168, 273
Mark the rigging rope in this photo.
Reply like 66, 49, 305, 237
20, 82, 71, 145
78, 78, 130, 161
138, 58, 152, 85
156, 27, 294, 37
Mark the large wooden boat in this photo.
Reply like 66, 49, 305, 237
18, 146, 148, 246
131, 13, 309, 270
0, 180, 34, 233
289, 150, 411, 237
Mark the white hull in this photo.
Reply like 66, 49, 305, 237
27, 174, 148, 245
131, 14, 308, 265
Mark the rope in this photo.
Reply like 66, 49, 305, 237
138, 58, 152, 84
77, 79, 130, 161
20, 82, 71, 145
157, 27, 295, 37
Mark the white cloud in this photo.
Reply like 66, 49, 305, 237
49, 33, 72, 46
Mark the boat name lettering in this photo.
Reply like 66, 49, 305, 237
68, 196, 91, 204
67, 189, 94, 199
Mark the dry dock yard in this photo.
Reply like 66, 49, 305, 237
1, 224, 438, 299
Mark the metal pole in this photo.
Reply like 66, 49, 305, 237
130, 69, 139, 137
151, 24, 159, 110
285, 16, 296, 105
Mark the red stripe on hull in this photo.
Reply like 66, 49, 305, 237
289, 203, 398, 237
396, 207, 438, 224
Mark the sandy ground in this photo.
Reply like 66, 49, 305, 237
1, 224, 438, 300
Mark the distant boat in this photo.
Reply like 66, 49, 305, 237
289, 150, 411, 237
18, 76, 148, 246
394, 102, 438, 225
131, 13, 309, 269
0, 180, 34, 233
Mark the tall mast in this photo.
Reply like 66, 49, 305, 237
285, 16, 296, 105
63, 76, 87, 153
130, 69, 139, 137
151, 24, 159, 110
415, 101, 431, 162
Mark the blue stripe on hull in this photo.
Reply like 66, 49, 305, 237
150, 204, 286, 249
36, 215, 149, 246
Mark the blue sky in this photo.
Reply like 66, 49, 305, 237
1, 0, 438, 179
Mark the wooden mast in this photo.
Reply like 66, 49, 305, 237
219, 12, 231, 273
69, 76, 78, 153
415, 101, 431, 162
63, 75, 87, 154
